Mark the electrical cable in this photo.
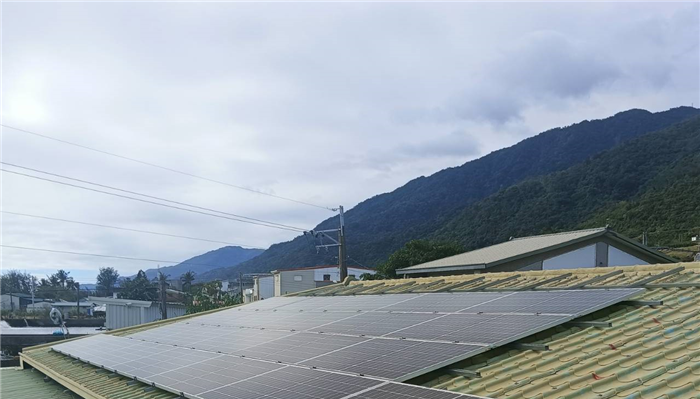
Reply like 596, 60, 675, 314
1, 211, 258, 247
1, 162, 305, 232
2, 124, 334, 211
1, 168, 305, 233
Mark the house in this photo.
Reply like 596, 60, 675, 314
270, 265, 376, 296
49, 301, 96, 317
252, 274, 274, 300
0, 293, 48, 312
87, 297, 186, 330
17, 261, 700, 399
397, 227, 675, 277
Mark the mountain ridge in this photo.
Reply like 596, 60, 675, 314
196, 106, 700, 281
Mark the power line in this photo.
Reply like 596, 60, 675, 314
2, 124, 334, 211
1, 168, 306, 233
1, 244, 238, 268
1, 211, 259, 247
2, 162, 305, 232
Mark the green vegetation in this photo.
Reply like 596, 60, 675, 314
184, 281, 240, 314
432, 117, 700, 252
96, 267, 120, 296
199, 107, 700, 279
370, 240, 464, 279
119, 270, 157, 301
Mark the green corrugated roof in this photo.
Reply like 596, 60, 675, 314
0, 367, 78, 399
19, 262, 700, 399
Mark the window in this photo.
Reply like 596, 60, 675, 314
323, 274, 331, 281
294, 275, 303, 282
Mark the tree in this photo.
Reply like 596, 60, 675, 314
47, 274, 60, 287
376, 240, 465, 279
180, 271, 196, 292
1, 270, 33, 294
55, 270, 70, 288
96, 267, 120, 296
185, 281, 240, 314
119, 270, 157, 301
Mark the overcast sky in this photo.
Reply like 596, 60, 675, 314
2, 2, 698, 283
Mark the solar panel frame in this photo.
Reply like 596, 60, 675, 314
52, 288, 643, 398
52, 335, 486, 399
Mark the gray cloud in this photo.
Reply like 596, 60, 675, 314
2, 2, 697, 282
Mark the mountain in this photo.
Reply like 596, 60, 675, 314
196, 106, 700, 281
141, 246, 264, 281
433, 116, 700, 249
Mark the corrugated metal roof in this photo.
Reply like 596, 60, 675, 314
398, 228, 628, 273
0, 367, 78, 399
302, 262, 700, 398
19, 262, 700, 399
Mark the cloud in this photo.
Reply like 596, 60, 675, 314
1, 2, 697, 282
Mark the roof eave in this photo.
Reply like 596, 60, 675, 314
397, 264, 487, 275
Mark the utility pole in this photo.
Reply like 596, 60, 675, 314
238, 272, 244, 302
160, 277, 168, 320
75, 282, 80, 318
338, 206, 347, 281
304, 205, 348, 282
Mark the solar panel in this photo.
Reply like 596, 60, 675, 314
53, 288, 642, 399
52, 335, 483, 399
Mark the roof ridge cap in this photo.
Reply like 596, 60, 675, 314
511, 227, 607, 241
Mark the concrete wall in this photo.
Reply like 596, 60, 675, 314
312, 267, 375, 282
255, 276, 274, 300
276, 269, 316, 296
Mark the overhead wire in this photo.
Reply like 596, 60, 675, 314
1, 124, 335, 211
1, 168, 305, 232
1, 244, 242, 268
1, 161, 306, 232
1, 211, 259, 247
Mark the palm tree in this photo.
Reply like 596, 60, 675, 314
180, 271, 196, 292
55, 270, 70, 287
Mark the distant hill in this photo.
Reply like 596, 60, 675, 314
433, 116, 700, 250
141, 246, 264, 281
196, 106, 700, 281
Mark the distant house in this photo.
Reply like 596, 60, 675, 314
397, 227, 676, 277
0, 293, 49, 312
252, 275, 274, 300
88, 297, 186, 330
50, 301, 96, 316
268, 265, 376, 297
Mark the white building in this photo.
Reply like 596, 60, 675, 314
88, 297, 186, 330
397, 227, 676, 277
258, 265, 375, 298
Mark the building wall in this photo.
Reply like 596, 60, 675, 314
276, 269, 316, 296
312, 267, 375, 282
542, 244, 596, 270
609, 245, 648, 266
106, 303, 186, 330
255, 276, 274, 300
0, 295, 17, 311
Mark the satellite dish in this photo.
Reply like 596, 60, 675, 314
50, 308, 64, 325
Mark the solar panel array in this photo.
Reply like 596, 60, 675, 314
52, 288, 642, 399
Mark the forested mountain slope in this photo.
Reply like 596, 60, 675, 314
197, 107, 699, 281
142, 246, 263, 280
433, 116, 700, 250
